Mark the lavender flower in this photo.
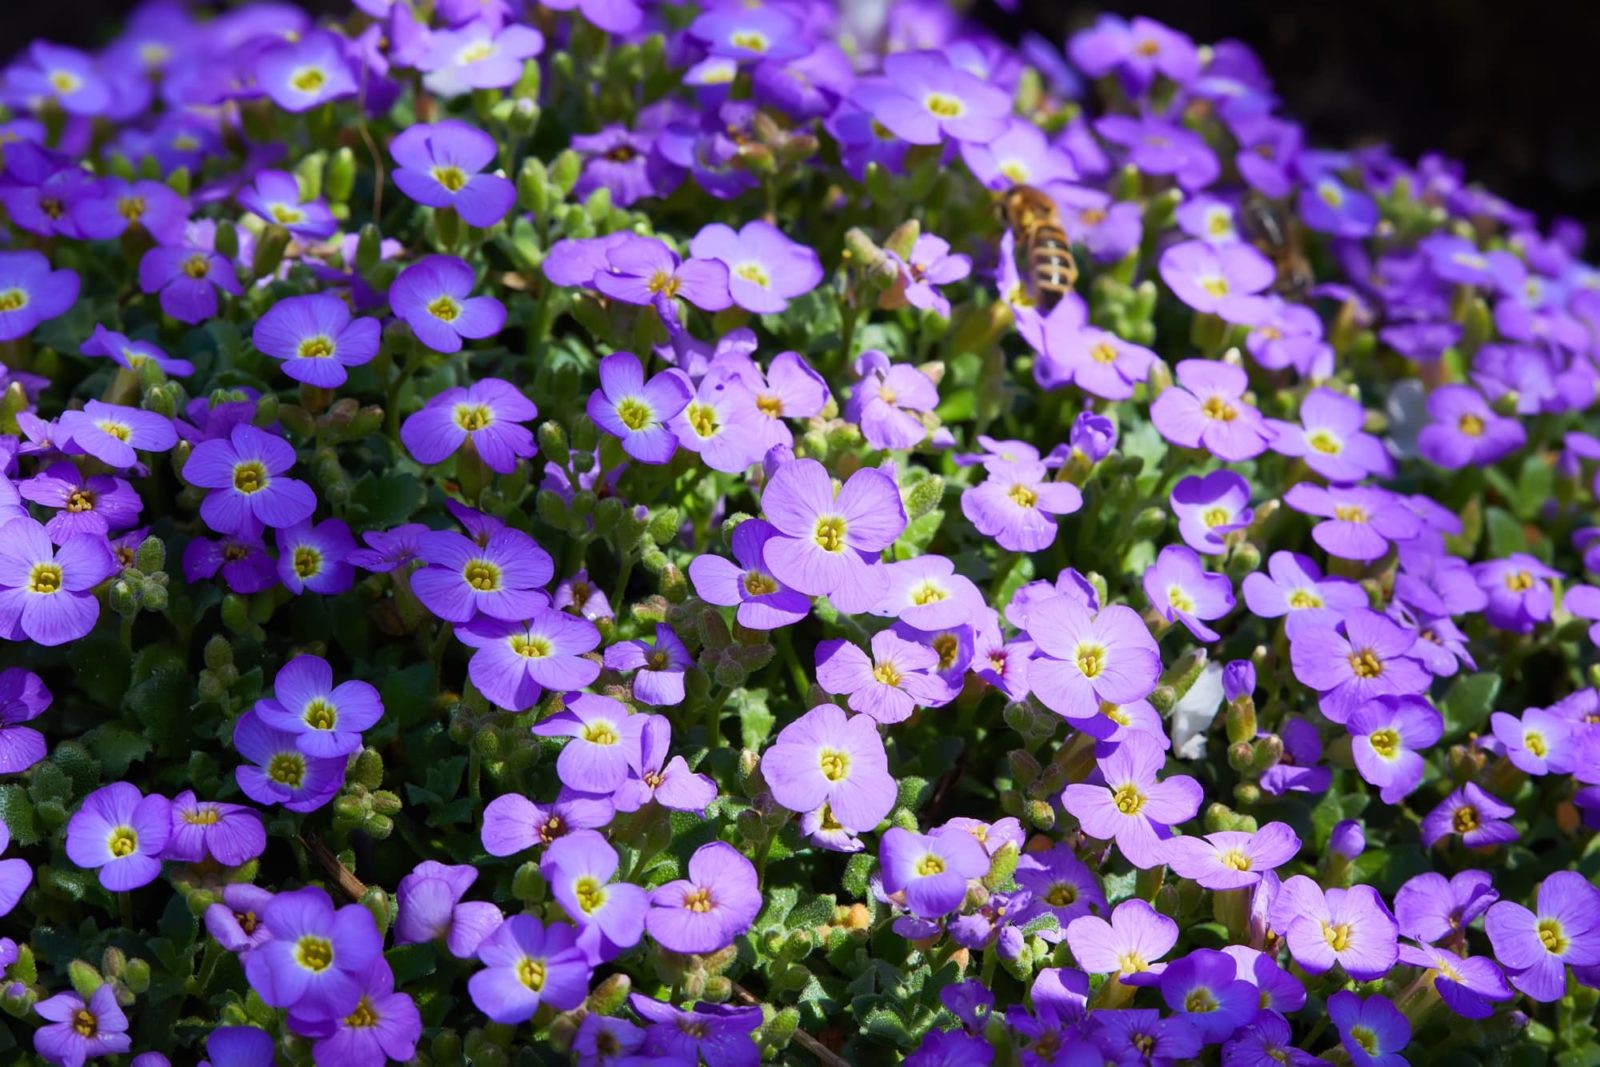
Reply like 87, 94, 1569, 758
646, 842, 761, 955
64, 783, 170, 891
587, 352, 693, 464
689, 221, 823, 314
760, 704, 896, 833
34, 986, 131, 1067
1485, 871, 1600, 1001
390, 255, 506, 354
1163, 823, 1300, 889
252, 294, 380, 387
0, 251, 80, 341
1348, 695, 1442, 804
1150, 359, 1272, 461
0, 518, 117, 646
1062, 733, 1202, 869
402, 378, 537, 473
391, 120, 515, 227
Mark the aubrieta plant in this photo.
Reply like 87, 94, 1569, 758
0, 1, 1598, 1065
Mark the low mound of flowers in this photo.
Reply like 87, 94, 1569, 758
0, 1, 1596, 1064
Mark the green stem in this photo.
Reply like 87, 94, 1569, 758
468, 745, 482, 800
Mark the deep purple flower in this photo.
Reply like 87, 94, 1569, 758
688, 519, 811, 630
1327, 991, 1409, 1067
58, 401, 177, 469
0, 817, 31, 918
7, 42, 112, 116
1420, 784, 1517, 848
204, 885, 275, 954
20, 463, 141, 544
163, 791, 265, 867
80, 324, 192, 377
392, 120, 515, 227
587, 352, 693, 465
182, 534, 277, 594
275, 518, 356, 596
200, 1027, 276, 1067
689, 221, 823, 314
1271, 875, 1398, 980
402, 378, 537, 473
630, 995, 763, 1067
1143, 544, 1235, 642
1267, 387, 1393, 482
237, 170, 336, 240
458, 608, 601, 712
1486, 871, 1600, 1001
646, 841, 761, 955
593, 235, 732, 312
1158, 949, 1257, 1043
1243, 550, 1369, 636
411, 527, 552, 624
852, 51, 1011, 146
1170, 471, 1252, 555
759, 459, 906, 606
1163, 823, 1300, 890
233, 709, 345, 813
253, 293, 380, 387
288, 961, 422, 1067
34, 986, 131, 1067
1300, 176, 1380, 238
254, 655, 383, 760
891, 235, 972, 319
1417, 385, 1525, 469
0, 251, 80, 341
183, 424, 316, 536
396, 861, 500, 959
1348, 695, 1442, 804
761, 704, 896, 832
257, 30, 357, 112
64, 782, 170, 891
0, 667, 50, 774
879, 826, 989, 918
1285, 482, 1423, 561
1290, 609, 1430, 724
1014, 844, 1106, 929
138, 243, 242, 324
961, 460, 1083, 552
1473, 554, 1559, 634
1062, 733, 1202, 869
1150, 360, 1271, 461
570, 125, 669, 206
1069, 15, 1199, 93
532, 693, 646, 794
244, 887, 384, 1020
390, 255, 505, 354
0, 518, 116, 646
348, 523, 428, 574
604, 624, 692, 706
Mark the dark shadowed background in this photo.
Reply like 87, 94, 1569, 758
13, 0, 1600, 250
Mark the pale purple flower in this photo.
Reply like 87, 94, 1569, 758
458, 609, 600, 712
0, 667, 50, 774
759, 459, 905, 608
1163, 823, 1300, 890
1170, 471, 1252, 555
468, 915, 588, 1023
646, 842, 761, 955
961, 461, 1083, 552
879, 826, 989, 918
1267, 387, 1394, 483
1149, 360, 1271, 461
1158, 241, 1274, 323
420, 21, 544, 98
163, 791, 265, 867
687, 519, 810, 630
252, 293, 380, 388
612, 715, 716, 815
1143, 544, 1235, 642
1026, 594, 1161, 721
391, 120, 515, 227
1065, 898, 1178, 981
587, 352, 693, 465
1271, 875, 1398, 980
846, 350, 939, 450
604, 624, 692, 706
1289, 609, 1430, 724
760, 704, 896, 833
532, 693, 646, 794
1348, 696, 1442, 804
816, 631, 950, 725
593, 235, 732, 312
852, 51, 1011, 146
1242, 550, 1369, 637
401, 378, 537, 473
64, 782, 171, 891
58, 401, 176, 469
1061, 733, 1202, 869
257, 31, 357, 112
689, 221, 822, 314
390, 255, 506, 354
1036, 321, 1156, 400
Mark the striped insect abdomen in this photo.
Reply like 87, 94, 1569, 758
1027, 225, 1077, 309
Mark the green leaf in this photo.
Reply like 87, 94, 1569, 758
861, 1007, 913, 1047
350, 471, 424, 528
83, 724, 152, 779
1484, 506, 1526, 559
842, 853, 874, 899
738, 688, 775, 750
1442, 672, 1501, 739
0, 785, 42, 846
382, 664, 436, 730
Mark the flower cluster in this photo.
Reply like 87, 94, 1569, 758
0, 2, 1594, 1065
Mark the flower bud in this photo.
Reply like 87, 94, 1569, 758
518, 157, 548, 215
252, 225, 290, 280
1025, 798, 1055, 831
134, 535, 166, 575
68, 959, 103, 1000
1130, 507, 1168, 540
903, 474, 944, 519
512, 861, 545, 903
326, 147, 355, 204
351, 748, 384, 790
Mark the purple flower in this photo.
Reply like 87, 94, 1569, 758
1036, 322, 1157, 400
630, 996, 762, 1067
688, 6, 810, 61
58, 401, 176, 469
1397, 941, 1513, 1020
163, 791, 265, 867
244, 887, 384, 1020
0, 519, 116, 646
540, 830, 646, 964
1473, 554, 1559, 634
480, 789, 614, 856
688, 519, 810, 630
816, 631, 950, 725
1290, 609, 1429, 724
275, 519, 356, 596
1324, 991, 1401, 1067
1143, 544, 1235, 642
1069, 15, 1199, 92
458, 609, 600, 712
1150, 360, 1271, 461
1348, 695, 1442, 804
1259, 719, 1331, 797
0, 667, 49, 774
402, 378, 536, 473
34, 986, 131, 1067
1283, 483, 1422, 561
1066, 898, 1178, 980
252, 293, 380, 388
1395, 869, 1498, 944
760, 703, 896, 832
20, 463, 141, 544
7, 42, 111, 116
587, 352, 693, 465
200, 1027, 275, 1067
0, 251, 80, 341
880, 826, 989, 918
288, 961, 422, 1066
689, 220, 822, 314
1489, 708, 1573, 776
1242, 551, 1369, 636
1267, 387, 1393, 483
391, 120, 514, 227
846, 349, 940, 450
604, 624, 692, 707
0, 817, 31, 918
1013, 844, 1105, 929
1169, 471, 1252, 555
1272, 875, 1398, 980
1420, 784, 1517, 848
569, 125, 668, 206
1417, 385, 1525, 469
960, 116, 1078, 191
1158, 241, 1274, 323
1163, 823, 1300, 890
1486, 872, 1600, 1001
183, 424, 316, 536
411, 527, 552, 624
1087, 1010, 1200, 1065
80, 324, 192, 377
852, 51, 1011, 145
1158, 949, 1257, 1044
254, 655, 383, 760
594, 235, 732, 312
420, 21, 544, 98
961, 461, 1083, 553
232, 709, 345, 813
646, 841, 761, 955
237, 170, 336, 240
390, 256, 506, 355
64, 783, 170, 892
1025, 594, 1161, 721
613, 715, 717, 815
891, 235, 972, 319
182, 534, 277, 594
138, 243, 242, 324
668, 375, 766, 474
759, 459, 906, 605
532, 693, 646, 794
870, 557, 984, 630
204, 885, 275, 954
257, 30, 357, 112
1063, 734, 1202, 869
1300, 176, 1379, 238
348, 524, 427, 574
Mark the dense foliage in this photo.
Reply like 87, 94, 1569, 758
0, 1, 1597, 1064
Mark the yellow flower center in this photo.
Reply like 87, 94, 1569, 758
646, 270, 680, 297
1185, 988, 1219, 1013
107, 825, 139, 858
1091, 342, 1119, 364
818, 747, 850, 782
28, 562, 62, 595
1000, 160, 1030, 184
1458, 413, 1484, 437
574, 875, 606, 914
730, 30, 770, 53
1202, 396, 1238, 421
1368, 727, 1401, 759
511, 634, 552, 659
1349, 1025, 1377, 1055
1047, 883, 1077, 907
431, 166, 468, 192
1505, 570, 1534, 592
303, 698, 337, 731
734, 262, 770, 288
119, 196, 147, 221
1167, 586, 1195, 613
272, 204, 304, 225
268, 752, 305, 788
290, 67, 326, 93
459, 42, 496, 65
463, 560, 501, 591
296, 935, 334, 972
427, 295, 461, 322
1101, 700, 1131, 725
1453, 806, 1480, 834
1307, 429, 1342, 454
1538, 918, 1568, 955
518, 957, 546, 990
1525, 731, 1547, 758
183, 254, 211, 279
454, 403, 492, 431
1289, 589, 1322, 609
1112, 783, 1146, 815
1219, 849, 1252, 871
0, 289, 27, 312
872, 662, 902, 687
298, 336, 334, 359
72, 1009, 97, 1037
756, 393, 783, 418
233, 461, 268, 494
915, 854, 946, 877
933, 633, 959, 670
812, 515, 847, 553
1348, 649, 1383, 678
743, 571, 777, 596
1333, 504, 1369, 523
97, 420, 132, 442
183, 806, 221, 826
1322, 922, 1351, 952
583, 721, 620, 746
686, 402, 719, 439
615, 397, 653, 431
1202, 506, 1230, 528
293, 546, 322, 579
51, 70, 81, 94
1008, 483, 1038, 508
1201, 277, 1230, 298
1076, 644, 1106, 678
683, 887, 714, 912
345, 997, 380, 1029
1117, 952, 1147, 973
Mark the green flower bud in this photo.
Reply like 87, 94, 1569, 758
1025, 798, 1055, 831
165, 165, 191, 197
362, 813, 394, 839
587, 973, 632, 1015
351, 748, 384, 790
333, 795, 366, 823
252, 224, 291, 280
133, 535, 166, 574
1130, 506, 1168, 539
1225, 541, 1262, 579
985, 842, 1020, 889
549, 149, 582, 196
512, 862, 546, 902
1227, 741, 1256, 772
68, 959, 103, 1000
1225, 697, 1258, 745
139, 581, 168, 614
370, 790, 402, 816
903, 474, 944, 520
647, 507, 681, 546
762, 1007, 800, 1050
326, 147, 355, 204
1233, 782, 1262, 806
1007, 749, 1042, 788
518, 157, 548, 215
356, 223, 383, 272
474, 727, 502, 756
